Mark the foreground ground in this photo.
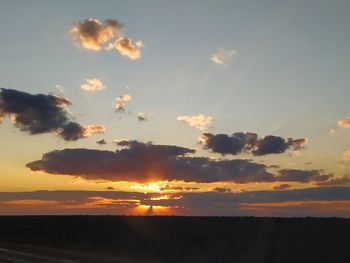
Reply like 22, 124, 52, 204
0, 216, 349, 262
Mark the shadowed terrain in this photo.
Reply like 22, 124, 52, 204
0, 216, 349, 262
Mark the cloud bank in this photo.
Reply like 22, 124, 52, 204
1, 187, 349, 216
26, 140, 331, 184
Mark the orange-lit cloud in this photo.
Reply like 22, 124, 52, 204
1, 187, 350, 216
108, 38, 143, 60
69, 19, 122, 51
337, 118, 350, 128
177, 114, 212, 131
115, 94, 132, 111
69, 19, 143, 60
83, 125, 106, 137
80, 78, 106, 91
343, 150, 350, 160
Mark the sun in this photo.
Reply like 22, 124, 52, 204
130, 183, 161, 192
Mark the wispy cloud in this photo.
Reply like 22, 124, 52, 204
115, 94, 132, 111
177, 114, 212, 131
80, 78, 106, 92
210, 48, 237, 65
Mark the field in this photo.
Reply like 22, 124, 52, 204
0, 216, 349, 262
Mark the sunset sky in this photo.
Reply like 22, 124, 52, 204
0, 0, 350, 216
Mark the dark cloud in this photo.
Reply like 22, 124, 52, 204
106, 187, 114, 190
212, 187, 231, 193
96, 138, 107, 145
277, 169, 332, 183
26, 140, 332, 184
26, 141, 277, 183
0, 88, 103, 141
160, 185, 200, 191
273, 184, 291, 190
201, 132, 307, 156
1, 187, 349, 216
316, 175, 350, 186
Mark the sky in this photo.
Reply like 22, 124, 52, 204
0, 0, 350, 216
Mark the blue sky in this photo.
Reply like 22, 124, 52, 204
0, 0, 350, 216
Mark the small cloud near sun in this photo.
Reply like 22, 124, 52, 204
337, 117, 350, 129
177, 114, 213, 131
343, 150, 350, 161
80, 78, 106, 92
210, 48, 237, 65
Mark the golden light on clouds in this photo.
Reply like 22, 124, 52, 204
343, 150, 350, 161
337, 118, 350, 128
108, 38, 143, 60
80, 78, 106, 92
177, 114, 213, 131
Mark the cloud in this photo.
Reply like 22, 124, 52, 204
80, 78, 106, 92
109, 38, 143, 60
343, 150, 350, 160
26, 141, 277, 183
273, 184, 291, 190
337, 118, 350, 129
212, 187, 231, 193
115, 94, 132, 111
137, 112, 149, 122
69, 19, 143, 60
277, 169, 332, 183
210, 48, 237, 65
69, 19, 123, 51
96, 138, 107, 145
26, 138, 332, 184
177, 114, 213, 131
0, 88, 102, 141
1, 187, 349, 216
200, 132, 307, 156
83, 125, 105, 136
316, 175, 350, 186
159, 185, 199, 191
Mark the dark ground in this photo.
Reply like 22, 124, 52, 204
0, 216, 349, 263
